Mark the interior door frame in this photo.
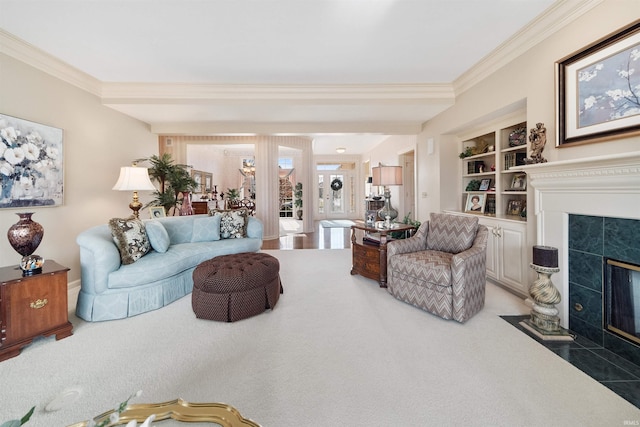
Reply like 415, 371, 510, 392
314, 171, 353, 220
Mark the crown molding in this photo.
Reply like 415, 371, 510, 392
0, 1, 603, 122
453, 0, 603, 95
0, 28, 102, 97
150, 121, 423, 136
100, 82, 454, 102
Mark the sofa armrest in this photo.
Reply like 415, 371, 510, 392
450, 224, 489, 322
387, 221, 429, 258
76, 225, 122, 295
246, 217, 263, 240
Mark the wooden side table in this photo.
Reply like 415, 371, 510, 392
0, 260, 73, 362
192, 201, 209, 215
350, 222, 416, 287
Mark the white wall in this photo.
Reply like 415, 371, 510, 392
418, 0, 640, 220
0, 54, 157, 285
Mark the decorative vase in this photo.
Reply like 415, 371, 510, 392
179, 192, 194, 216
7, 212, 45, 275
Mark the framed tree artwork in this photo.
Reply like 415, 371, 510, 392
556, 20, 640, 146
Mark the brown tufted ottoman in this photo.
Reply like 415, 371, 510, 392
192, 252, 283, 322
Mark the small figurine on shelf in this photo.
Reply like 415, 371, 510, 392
524, 122, 548, 164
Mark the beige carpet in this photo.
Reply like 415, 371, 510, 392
1, 249, 638, 426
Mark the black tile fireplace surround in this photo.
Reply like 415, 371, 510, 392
502, 315, 640, 409
568, 215, 640, 367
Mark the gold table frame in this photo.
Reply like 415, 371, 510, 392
68, 399, 260, 427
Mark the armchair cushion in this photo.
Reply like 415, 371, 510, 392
392, 250, 453, 287
427, 213, 478, 254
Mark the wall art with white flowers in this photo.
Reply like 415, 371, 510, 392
0, 113, 64, 208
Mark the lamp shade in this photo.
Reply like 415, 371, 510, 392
112, 166, 156, 191
371, 165, 402, 186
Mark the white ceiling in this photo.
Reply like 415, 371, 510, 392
0, 0, 574, 154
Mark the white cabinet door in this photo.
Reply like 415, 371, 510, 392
499, 224, 527, 294
485, 225, 498, 280
478, 216, 528, 296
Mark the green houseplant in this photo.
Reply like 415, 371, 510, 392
294, 182, 303, 220
225, 188, 240, 209
137, 154, 198, 215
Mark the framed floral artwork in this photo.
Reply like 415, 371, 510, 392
0, 113, 64, 208
556, 20, 640, 146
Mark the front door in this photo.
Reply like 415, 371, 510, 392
315, 172, 348, 219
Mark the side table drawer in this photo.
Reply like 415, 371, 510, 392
4, 272, 68, 343
353, 243, 381, 281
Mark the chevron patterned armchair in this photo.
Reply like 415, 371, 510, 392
386, 213, 488, 323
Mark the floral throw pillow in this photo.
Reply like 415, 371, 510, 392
108, 217, 151, 264
212, 209, 249, 239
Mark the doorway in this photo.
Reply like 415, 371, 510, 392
315, 171, 355, 220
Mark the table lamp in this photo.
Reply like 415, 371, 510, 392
371, 164, 403, 221
112, 164, 156, 218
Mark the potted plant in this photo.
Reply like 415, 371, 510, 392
137, 153, 198, 216
225, 188, 240, 209
294, 182, 303, 220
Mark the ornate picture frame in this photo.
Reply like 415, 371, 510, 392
556, 20, 640, 146
149, 206, 166, 218
0, 113, 64, 208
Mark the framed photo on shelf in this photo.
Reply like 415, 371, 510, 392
509, 173, 527, 191
465, 193, 486, 214
149, 206, 166, 218
507, 199, 525, 216
479, 178, 491, 191
556, 20, 640, 146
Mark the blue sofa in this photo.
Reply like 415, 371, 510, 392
76, 214, 263, 321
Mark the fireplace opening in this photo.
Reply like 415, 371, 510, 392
605, 259, 640, 347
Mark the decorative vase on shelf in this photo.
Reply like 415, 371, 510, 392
7, 212, 45, 275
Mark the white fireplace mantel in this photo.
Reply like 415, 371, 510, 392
520, 151, 640, 327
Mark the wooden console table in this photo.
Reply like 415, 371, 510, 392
0, 260, 73, 362
350, 222, 416, 287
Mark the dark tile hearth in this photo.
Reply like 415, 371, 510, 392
502, 315, 640, 409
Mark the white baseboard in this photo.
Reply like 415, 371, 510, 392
67, 279, 81, 314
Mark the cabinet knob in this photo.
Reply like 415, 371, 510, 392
30, 298, 48, 309
573, 303, 583, 312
